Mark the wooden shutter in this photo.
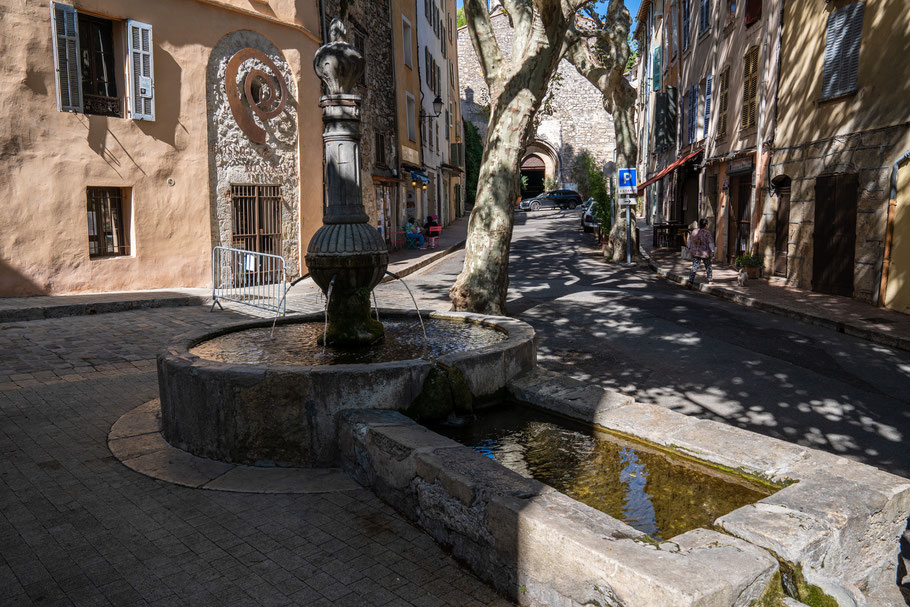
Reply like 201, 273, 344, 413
718, 68, 729, 136
741, 47, 758, 129
127, 20, 155, 121
652, 46, 661, 91
682, 0, 690, 50
689, 84, 698, 144
821, 2, 864, 100
50, 2, 82, 112
703, 74, 712, 139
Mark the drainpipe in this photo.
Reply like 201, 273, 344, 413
876, 149, 910, 306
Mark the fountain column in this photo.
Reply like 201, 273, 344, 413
306, 18, 388, 346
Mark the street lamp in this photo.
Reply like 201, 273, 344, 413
420, 95, 443, 118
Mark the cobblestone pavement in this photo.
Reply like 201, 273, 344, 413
0, 306, 512, 606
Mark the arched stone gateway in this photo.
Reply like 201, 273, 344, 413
521, 140, 560, 198
206, 30, 300, 277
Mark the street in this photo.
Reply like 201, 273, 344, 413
400, 209, 910, 478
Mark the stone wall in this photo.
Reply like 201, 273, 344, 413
761, 123, 910, 300
323, 1, 399, 228
206, 30, 301, 276
457, 13, 616, 186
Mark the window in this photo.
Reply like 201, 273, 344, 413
744, 0, 761, 26
51, 3, 154, 120
682, 0, 691, 50
727, 0, 736, 20
652, 46, 661, 90
669, 0, 679, 58
425, 0, 431, 24
718, 67, 729, 137
353, 28, 366, 86
405, 93, 417, 142
231, 185, 282, 283
375, 132, 387, 166
449, 60, 455, 89
78, 15, 120, 117
441, 26, 447, 58
687, 83, 698, 144
402, 17, 413, 68
741, 46, 758, 129
87, 187, 130, 257
821, 2, 864, 100
448, 15, 453, 42
699, 0, 710, 35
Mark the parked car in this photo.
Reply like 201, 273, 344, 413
518, 189, 583, 211
580, 199, 598, 232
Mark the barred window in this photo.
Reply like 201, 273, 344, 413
87, 187, 130, 257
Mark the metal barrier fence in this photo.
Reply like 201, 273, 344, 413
211, 246, 288, 315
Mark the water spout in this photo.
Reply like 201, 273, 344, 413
371, 290, 380, 323
386, 271, 426, 340
271, 273, 311, 338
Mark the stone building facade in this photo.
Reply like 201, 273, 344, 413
323, 0, 399, 236
457, 8, 616, 197
756, 0, 910, 307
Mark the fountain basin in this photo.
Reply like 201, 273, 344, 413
157, 310, 535, 467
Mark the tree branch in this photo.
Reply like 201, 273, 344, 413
464, 0, 505, 89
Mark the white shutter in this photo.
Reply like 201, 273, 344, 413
50, 2, 82, 112
127, 20, 155, 121
703, 74, 712, 139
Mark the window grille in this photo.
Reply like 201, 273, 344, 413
79, 15, 121, 117
87, 187, 129, 257
231, 185, 282, 259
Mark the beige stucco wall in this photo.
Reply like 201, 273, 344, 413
776, 0, 910, 148
0, 0, 322, 296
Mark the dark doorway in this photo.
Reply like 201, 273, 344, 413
682, 169, 699, 227
813, 173, 857, 296
521, 155, 545, 199
772, 176, 791, 277
727, 174, 752, 262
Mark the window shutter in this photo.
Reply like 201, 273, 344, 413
652, 46, 661, 91
703, 74, 712, 138
821, 2, 864, 100
682, 0, 690, 50
50, 2, 82, 112
127, 20, 155, 121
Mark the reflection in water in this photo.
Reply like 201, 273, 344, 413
191, 319, 506, 366
435, 403, 775, 540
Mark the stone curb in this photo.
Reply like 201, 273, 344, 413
0, 295, 209, 324
637, 245, 910, 353
108, 400, 362, 494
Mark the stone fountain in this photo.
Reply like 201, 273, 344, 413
306, 18, 386, 346
151, 16, 536, 468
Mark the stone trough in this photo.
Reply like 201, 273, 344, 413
337, 370, 910, 607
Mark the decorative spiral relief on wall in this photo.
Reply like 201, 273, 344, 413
225, 48, 289, 145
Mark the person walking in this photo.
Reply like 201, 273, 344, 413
687, 218, 716, 287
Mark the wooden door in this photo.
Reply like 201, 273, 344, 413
727, 176, 752, 261
812, 174, 857, 296
231, 184, 282, 284
773, 186, 791, 276
884, 163, 910, 312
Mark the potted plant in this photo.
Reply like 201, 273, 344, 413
734, 252, 762, 279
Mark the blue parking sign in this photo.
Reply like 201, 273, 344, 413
617, 168, 637, 195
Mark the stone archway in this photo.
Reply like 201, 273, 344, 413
521, 140, 560, 196
520, 154, 546, 198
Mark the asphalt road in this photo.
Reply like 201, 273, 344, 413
405, 209, 910, 479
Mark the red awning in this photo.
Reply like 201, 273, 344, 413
636, 148, 704, 195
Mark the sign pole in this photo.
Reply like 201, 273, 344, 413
626, 201, 632, 264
